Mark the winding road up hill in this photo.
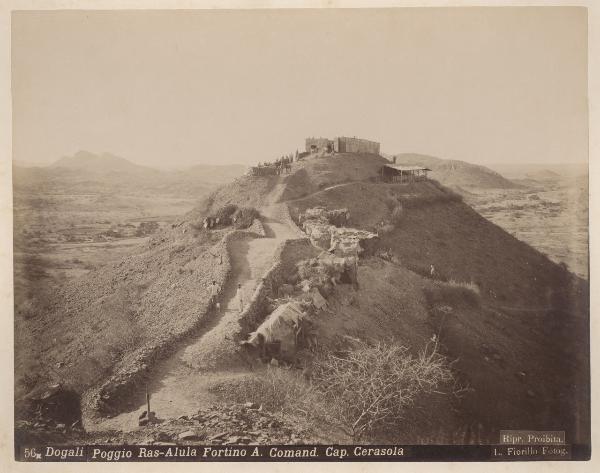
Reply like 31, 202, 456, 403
16, 152, 589, 445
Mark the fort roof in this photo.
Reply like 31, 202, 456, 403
383, 164, 432, 172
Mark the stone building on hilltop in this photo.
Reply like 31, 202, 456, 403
305, 136, 380, 155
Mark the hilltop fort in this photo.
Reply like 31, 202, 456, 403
305, 136, 380, 155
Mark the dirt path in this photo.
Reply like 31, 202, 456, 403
88, 201, 301, 432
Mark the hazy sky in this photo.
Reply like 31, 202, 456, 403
12, 8, 588, 168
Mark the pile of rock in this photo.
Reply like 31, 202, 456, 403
300, 206, 377, 256
296, 252, 359, 296
129, 403, 312, 446
300, 207, 350, 227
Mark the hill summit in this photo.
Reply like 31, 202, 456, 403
15, 151, 589, 446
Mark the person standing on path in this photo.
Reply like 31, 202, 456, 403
209, 280, 221, 312
236, 283, 244, 313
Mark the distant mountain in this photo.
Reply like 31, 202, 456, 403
13, 151, 246, 197
50, 151, 160, 176
385, 153, 518, 190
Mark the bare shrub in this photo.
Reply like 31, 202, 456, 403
446, 279, 481, 295
312, 340, 454, 440
234, 207, 260, 229
214, 204, 238, 221
424, 280, 481, 308
209, 368, 324, 420
201, 204, 259, 229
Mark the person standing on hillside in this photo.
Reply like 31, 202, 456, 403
236, 283, 244, 313
209, 280, 221, 312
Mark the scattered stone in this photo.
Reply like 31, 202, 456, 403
210, 432, 228, 441
244, 402, 259, 409
178, 415, 189, 420
270, 358, 279, 367
178, 430, 200, 441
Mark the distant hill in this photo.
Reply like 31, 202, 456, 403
385, 153, 518, 190
51, 150, 156, 174
487, 162, 588, 181
13, 151, 246, 197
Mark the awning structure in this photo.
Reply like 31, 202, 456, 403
381, 164, 431, 183
382, 164, 432, 172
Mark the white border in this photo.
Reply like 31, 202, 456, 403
0, 1, 597, 472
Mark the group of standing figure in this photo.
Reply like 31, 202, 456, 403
256, 150, 299, 175
275, 155, 293, 175
208, 280, 244, 314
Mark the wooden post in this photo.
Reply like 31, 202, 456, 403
146, 388, 151, 419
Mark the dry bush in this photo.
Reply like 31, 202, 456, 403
209, 368, 325, 420
234, 207, 260, 229
446, 279, 481, 295
214, 204, 239, 221
312, 340, 454, 440
201, 204, 259, 229
424, 280, 481, 308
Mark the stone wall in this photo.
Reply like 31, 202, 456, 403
85, 218, 267, 417
334, 136, 380, 155
236, 238, 315, 338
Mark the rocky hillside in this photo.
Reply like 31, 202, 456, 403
285, 154, 589, 444
15, 152, 589, 446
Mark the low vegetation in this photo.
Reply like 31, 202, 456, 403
209, 368, 322, 419
424, 279, 481, 308
206, 204, 260, 230
215, 340, 455, 442
312, 340, 454, 440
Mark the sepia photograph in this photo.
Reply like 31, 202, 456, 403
4, 2, 593, 464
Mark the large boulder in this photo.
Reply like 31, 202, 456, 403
19, 384, 82, 426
